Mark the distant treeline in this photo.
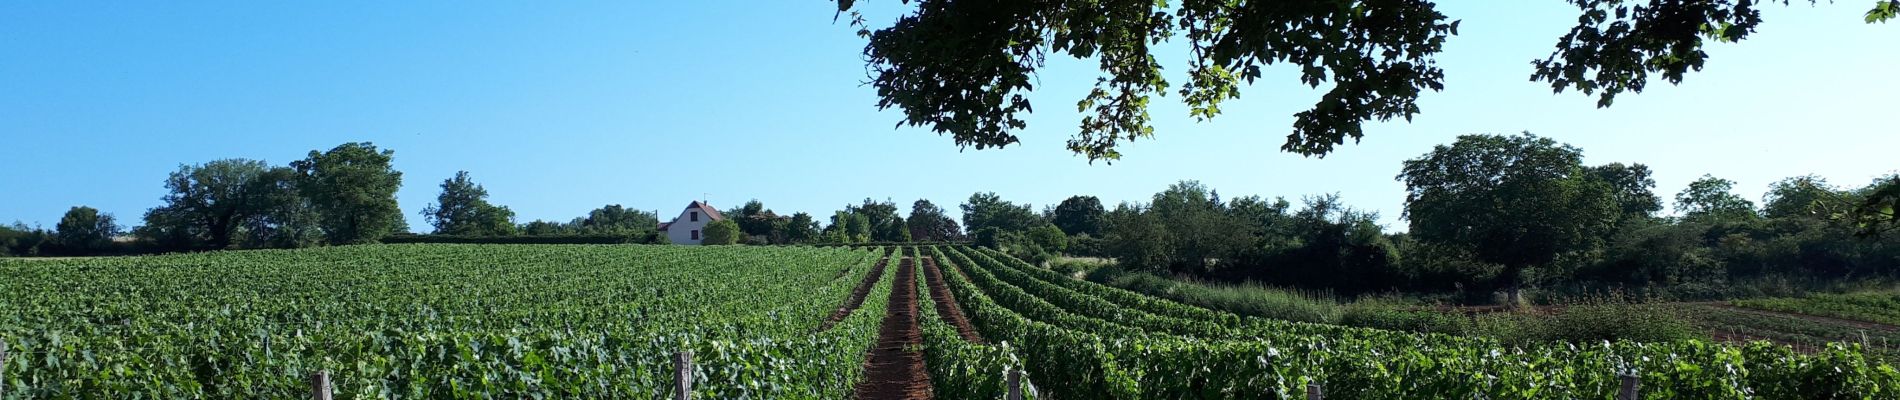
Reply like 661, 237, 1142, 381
9, 134, 1900, 308
380, 233, 664, 245
965, 133, 1900, 305
0, 142, 673, 256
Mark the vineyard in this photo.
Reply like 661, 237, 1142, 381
0, 244, 888, 398
917, 245, 1900, 399
1, 244, 1897, 399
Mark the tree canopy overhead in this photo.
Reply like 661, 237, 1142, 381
835, 0, 1895, 161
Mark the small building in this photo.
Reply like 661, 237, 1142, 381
658, 201, 724, 245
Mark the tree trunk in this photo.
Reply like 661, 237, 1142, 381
208, 216, 233, 250
1501, 264, 1526, 308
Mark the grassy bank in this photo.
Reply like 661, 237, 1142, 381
1081, 263, 1703, 344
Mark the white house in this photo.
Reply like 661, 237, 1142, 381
658, 201, 724, 245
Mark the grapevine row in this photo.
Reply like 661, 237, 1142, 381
908, 247, 1033, 399
0, 244, 892, 398
934, 245, 1900, 399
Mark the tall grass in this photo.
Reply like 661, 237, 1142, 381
1091, 268, 1343, 324
1085, 265, 1701, 344
1340, 295, 1701, 344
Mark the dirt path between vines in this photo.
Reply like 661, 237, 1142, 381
820, 255, 890, 332
921, 257, 985, 344
853, 257, 934, 400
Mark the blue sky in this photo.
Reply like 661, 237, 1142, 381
2, 1, 1895, 232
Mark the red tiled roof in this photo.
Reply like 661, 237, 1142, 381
690, 201, 725, 221
657, 201, 723, 231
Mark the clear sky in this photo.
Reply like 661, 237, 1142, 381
2, 1, 1895, 232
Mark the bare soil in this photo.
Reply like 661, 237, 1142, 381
921, 257, 985, 344
853, 257, 934, 400
1704, 303, 1900, 333
821, 255, 890, 332
1428, 301, 1898, 354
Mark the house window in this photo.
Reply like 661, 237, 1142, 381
691, 230, 700, 240
691, 211, 699, 222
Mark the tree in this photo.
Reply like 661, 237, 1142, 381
1235, 194, 1401, 293
701, 219, 742, 245
1763, 175, 1848, 219
239, 167, 323, 249
846, 198, 909, 242
785, 212, 821, 243
422, 171, 516, 236
55, 206, 118, 253
884, 216, 913, 242
142, 159, 298, 249
291, 142, 403, 245
1103, 203, 1172, 271
1226, 195, 1296, 241
388, 213, 411, 235
825, 210, 872, 243
0, 223, 53, 257
725, 200, 794, 242
1050, 196, 1106, 237
907, 199, 962, 241
577, 204, 659, 234
520, 220, 573, 236
1854, 176, 1900, 238
960, 192, 1041, 234
1397, 133, 1620, 305
1675, 175, 1760, 223
1149, 181, 1250, 274
1588, 163, 1663, 224
728, 200, 773, 236
834, 1, 1891, 160
1025, 224, 1069, 254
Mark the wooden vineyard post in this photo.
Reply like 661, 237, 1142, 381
310, 370, 332, 400
1617, 374, 1640, 400
673, 351, 693, 400
1, 341, 9, 397
1306, 382, 1323, 400
1005, 368, 1023, 400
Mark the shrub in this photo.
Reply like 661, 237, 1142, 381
701, 220, 742, 245
1339, 301, 1471, 336
1047, 257, 1110, 278
1067, 234, 1106, 257
1534, 303, 1699, 343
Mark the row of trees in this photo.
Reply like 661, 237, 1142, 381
2, 144, 680, 255
14, 135, 1893, 308
0, 207, 123, 256
139, 143, 406, 251
702, 198, 963, 246
7, 143, 406, 255
1046, 133, 1900, 304
5, 141, 1009, 255
663, 196, 978, 247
